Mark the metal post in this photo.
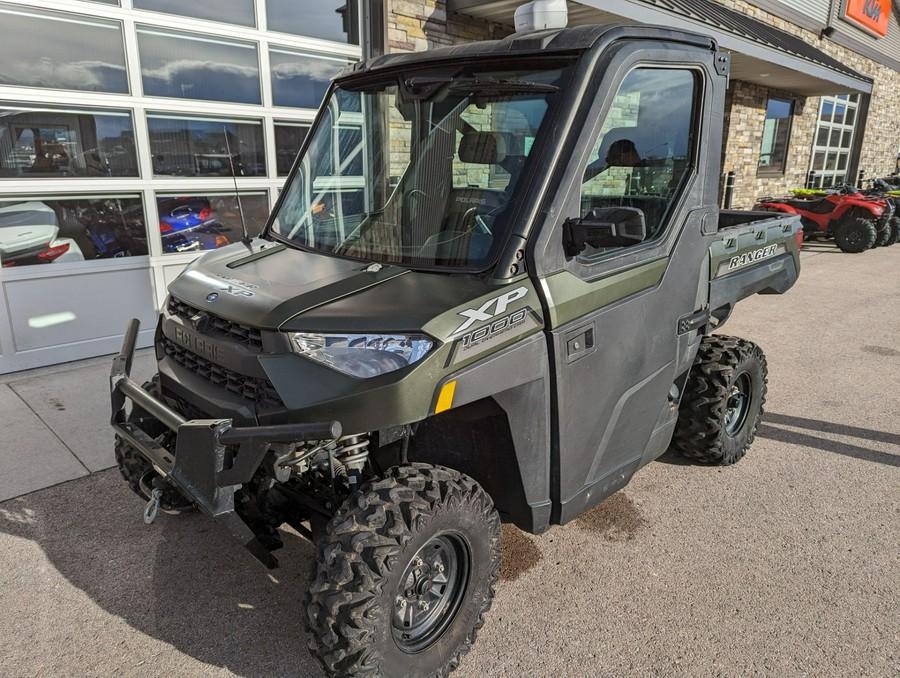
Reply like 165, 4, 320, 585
723, 171, 735, 209
857, 169, 864, 188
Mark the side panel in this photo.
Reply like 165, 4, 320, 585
420, 333, 552, 533
527, 42, 727, 524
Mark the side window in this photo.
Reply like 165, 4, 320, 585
578, 68, 698, 254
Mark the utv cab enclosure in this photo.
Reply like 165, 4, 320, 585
111, 21, 801, 677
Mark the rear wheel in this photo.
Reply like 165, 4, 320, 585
669, 335, 767, 465
833, 217, 877, 253
306, 463, 501, 677
874, 221, 892, 247
884, 216, 900, 247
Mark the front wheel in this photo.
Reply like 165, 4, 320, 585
833, 217, 877, 253
306, 464, 501, 677
114, 377, 192, 512
669, 335, 768, 465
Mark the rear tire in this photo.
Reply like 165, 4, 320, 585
833, 217, 877, 253
306, 463, 501, 677
884, 216, 900, 247
670, 335, 767, 465
874, 221, 891, 247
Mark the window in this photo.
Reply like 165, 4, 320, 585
134, 0, 255, 27
271, 65, 571, 270
147, 114, 265, 177
0, 104, 138, 178
266, 0, 360, 44
758, 97, 794, 174
137, 27, 261, 104
0, 4, 127, 93
578, 67, 697, 254
269, 48, 353, 109
156, 192, 268, 254
0, 195, 147, 267
808, 94, 861, 188
275, 123, 310, 175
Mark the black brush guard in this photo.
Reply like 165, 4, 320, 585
110, 318, 341, 568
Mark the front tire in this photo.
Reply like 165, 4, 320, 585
670, 335, 768, 465
114, 377, 192, 512
306, 463, 501, 677
833, 216, 877, 253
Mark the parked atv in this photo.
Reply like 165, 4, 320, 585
755, 183, 893, 253
864, 179, 900, 247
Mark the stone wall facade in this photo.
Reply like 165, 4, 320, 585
718, 0, 900, 207
386, 0, 509, 52
385, 0, 900, 209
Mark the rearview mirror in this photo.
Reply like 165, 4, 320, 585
563, 207, 646, 256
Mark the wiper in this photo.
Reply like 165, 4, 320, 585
447, 77, 559, 94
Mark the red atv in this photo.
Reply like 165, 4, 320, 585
755, 184, 893, 253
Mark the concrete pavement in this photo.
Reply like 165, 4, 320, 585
0, 240, 897, 676
0, 349, 157, 502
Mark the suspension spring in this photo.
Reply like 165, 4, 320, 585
338, 435, 370, 468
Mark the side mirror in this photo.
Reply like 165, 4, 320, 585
563, 207, 646, 256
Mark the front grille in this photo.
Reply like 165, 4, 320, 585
167, 297, 263, 351
162, 337, 283, 410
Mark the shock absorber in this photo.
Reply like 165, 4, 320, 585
337, 435, 370, 489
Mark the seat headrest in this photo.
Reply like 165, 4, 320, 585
458, 132, 507, 164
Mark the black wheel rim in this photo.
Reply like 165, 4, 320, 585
392, 532, 470, 654
724, 372, 752, 436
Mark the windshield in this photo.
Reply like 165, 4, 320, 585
270, 63, 571, 270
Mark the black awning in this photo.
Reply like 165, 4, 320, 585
644, 0, 867, 84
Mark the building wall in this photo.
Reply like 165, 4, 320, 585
386, 0, 510, 52
718, 0, 900, 207
386, 0, 900, 210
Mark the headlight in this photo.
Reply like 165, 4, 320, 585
289, 332, 434, 378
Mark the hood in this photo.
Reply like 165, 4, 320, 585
169, 239, 411, 329
0, 201, 59, 256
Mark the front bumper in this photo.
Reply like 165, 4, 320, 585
110, 318, 341, 568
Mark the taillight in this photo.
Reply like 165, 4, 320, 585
214, 235, 230, 248
2, 261, 16, 268
198, 207, 211, 220
160, 221, 173, 234
38, 243, 71, 262
795, 230, 804, 249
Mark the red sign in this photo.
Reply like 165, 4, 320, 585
842, 0, 891, 37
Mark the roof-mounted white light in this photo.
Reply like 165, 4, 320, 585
514, 0, 568, 33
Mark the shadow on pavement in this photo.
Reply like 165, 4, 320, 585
763, 412, 900, 446
756, 423, 899, 468
0, 471, 325, 677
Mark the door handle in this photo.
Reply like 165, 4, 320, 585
564, 323, 595, 364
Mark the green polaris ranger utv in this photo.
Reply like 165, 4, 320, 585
111, 20, 801, 677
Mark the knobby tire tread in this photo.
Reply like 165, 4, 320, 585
305, 463, 501, 677
670, 335, 767, 465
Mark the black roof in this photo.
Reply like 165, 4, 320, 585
338, 23, 716, 80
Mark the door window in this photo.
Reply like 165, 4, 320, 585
577, 67, 698, 256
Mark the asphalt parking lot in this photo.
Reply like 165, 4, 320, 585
1, 241, 897, 677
